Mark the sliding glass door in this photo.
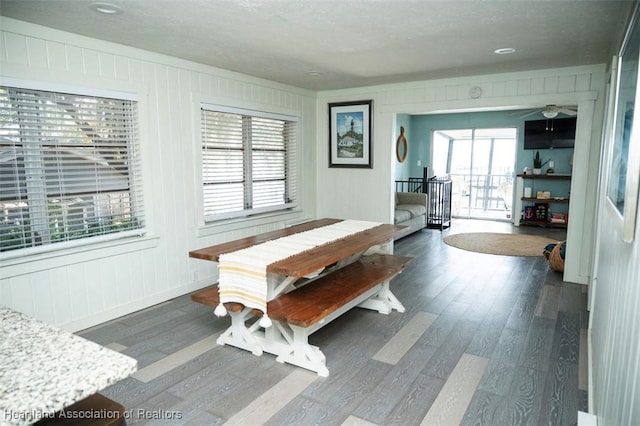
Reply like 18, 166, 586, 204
432, 128, 517, 220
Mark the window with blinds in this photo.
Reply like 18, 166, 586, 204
200, 105, 297, 221
0, 86, 144, 253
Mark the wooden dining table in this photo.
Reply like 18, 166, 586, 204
189, 218, 411, 376
190, 218, 404, 304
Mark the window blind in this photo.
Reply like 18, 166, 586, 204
200, 105, 297, 221
0, 86, 144, 253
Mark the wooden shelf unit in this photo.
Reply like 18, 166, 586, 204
516, 173, 572, 180
520, 221, 569, 228
515, 173, 571, 228
520, 197, 569, 203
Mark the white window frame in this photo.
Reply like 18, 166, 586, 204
200, 103, 298, 222
0, 81, 145, 257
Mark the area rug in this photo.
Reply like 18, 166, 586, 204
443, 232, 559, 257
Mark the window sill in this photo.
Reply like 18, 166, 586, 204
1, 234, 159, 279
195, 209, 306, 238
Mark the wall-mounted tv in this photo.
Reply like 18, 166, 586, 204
524, 117, 576, 149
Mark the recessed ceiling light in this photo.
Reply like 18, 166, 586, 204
90, 1, 123, 15
494, 47, 516, 55
306, 71, 322, 76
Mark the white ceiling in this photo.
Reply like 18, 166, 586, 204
0, 0, 635, 91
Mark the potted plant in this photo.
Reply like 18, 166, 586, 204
533, 151, 548, 175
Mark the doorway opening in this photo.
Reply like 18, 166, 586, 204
432, 127, 517, 221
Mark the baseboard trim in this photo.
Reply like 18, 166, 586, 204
578, 411, 597, 426
588, 326, 595, 413
67, 280, 212, 333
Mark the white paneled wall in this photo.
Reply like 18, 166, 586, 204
0, 16, 611, 330
2, 16, 638, 424
382, 71, 596, 108
0, 18, 316, 331
316, 65, 606, 285
591, 221, 640, 425
315, 62, 640, 424
588, 46, 640, 422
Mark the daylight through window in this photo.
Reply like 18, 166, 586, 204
200, 105, 297, 221
0, 86, 144, 253
432, 127, 517, 221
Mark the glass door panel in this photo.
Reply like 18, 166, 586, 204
433, 128, 516, 221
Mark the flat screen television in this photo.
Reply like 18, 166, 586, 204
524, 117, 576, 149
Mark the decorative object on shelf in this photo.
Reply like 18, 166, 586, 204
535, 202, 550, 221
524, 206, 535, 221
536, 191, 552, 199
551, 213, 568, 224
516, 173, 571, 228
396, 126, 408, 163
328, 100, 373, 168
533, 150, 549, 175
547, 160, 555, 174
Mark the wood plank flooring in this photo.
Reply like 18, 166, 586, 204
79, 219, 587, 425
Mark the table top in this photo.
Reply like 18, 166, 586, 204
0, 306, 137, 426
268, 223, 402, 276
189, 219, 405, 277
189, 218, 341, 262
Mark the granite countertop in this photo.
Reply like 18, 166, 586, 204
0, 306, 137, 426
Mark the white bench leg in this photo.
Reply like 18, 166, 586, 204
273, 323, 329, 377
216, 309, 263, 356
358, 281, 406, 314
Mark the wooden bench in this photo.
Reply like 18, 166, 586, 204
191, 253, 413, 376
191, 286, 244, 314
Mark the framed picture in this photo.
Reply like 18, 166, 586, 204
606, 5, 640, 243
328, 100, 373, 168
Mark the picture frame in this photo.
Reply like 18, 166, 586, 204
328, 100, 373, 168
606, 5, 640, 243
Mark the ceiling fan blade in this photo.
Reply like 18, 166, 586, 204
509, 109, 535, 116
558, 108, 577, 116
520, 110, 541, 119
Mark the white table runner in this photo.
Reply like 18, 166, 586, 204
216, 220, 379, 326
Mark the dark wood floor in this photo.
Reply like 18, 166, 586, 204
81, 219, 586, 425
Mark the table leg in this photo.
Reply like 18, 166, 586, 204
357, 281, 406, 314
216, 308, 263, 356
274, 322, 329, 378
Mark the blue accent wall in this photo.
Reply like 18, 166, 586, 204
395, 113, 412, 180
405, 109, 575, 215
407, 110, 574, 178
